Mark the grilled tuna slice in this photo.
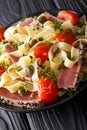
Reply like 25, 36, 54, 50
58, 40, 87, 90
0, 88, 43, 109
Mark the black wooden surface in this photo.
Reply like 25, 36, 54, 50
0, 0, 87, 130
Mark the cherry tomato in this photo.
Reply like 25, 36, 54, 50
38, 78, 58, 103
0, 32, 4, 41
0, 66, 5, 76
56, 30, 76, 45
34, 44, 51, 63
0, 25, 5, 32
57, 10, 80, 24
0, 25, 5, 41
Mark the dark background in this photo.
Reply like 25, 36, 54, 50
0, 0, 87, 130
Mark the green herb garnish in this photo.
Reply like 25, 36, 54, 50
71, 56, 76, 61
40, 68, 50, 76
15, 66, 21, 71
18, 84, 28, 96
40, 68, 57, 83
23, 84, 28, 92
0, 61, 9, 68
52, 21, 62, 31
14, 44, 18, 50
21, 16, 27, 22
67, 91, 73, 96
82, 73, 87, 81
50, 71, 57, 83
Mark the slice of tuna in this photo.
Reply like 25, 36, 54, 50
45, 13, 56, 22
0, 88, 42, 108
58, 64, 81, 89
45, 12, 63, 23
4, 45, 15, 53
19, 17, 33, 27
9, 55, 20, 63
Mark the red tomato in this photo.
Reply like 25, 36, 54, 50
0, 66, 5, 76
38, 78, 58, 103
57, 10, 80, 24
0, 32, 4, 41
56, 30, 76, 45
0, 25, 5, 32
34, 44, 51, 63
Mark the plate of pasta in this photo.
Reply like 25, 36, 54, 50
0, 9, 87, 112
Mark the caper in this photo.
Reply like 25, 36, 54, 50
28, 65, 34, 75
29, 39, 37, 47
53, 47, 59, 56
18, 88, 27, 96
67, 52, 71, 59
38, 37, 44, 41
38, 16, 47, 23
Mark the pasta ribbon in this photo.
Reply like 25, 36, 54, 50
48, 42, 79, 72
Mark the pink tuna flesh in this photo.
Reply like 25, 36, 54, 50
58, 64, 80, 89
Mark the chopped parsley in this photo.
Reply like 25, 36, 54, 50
52, 21, 62, 31
0, 61, 5, 66
67, 91, 73, 96
82, 73, 87, 81
0, 61, 9, 68
21, 16, 27, 22
50, 71, 57, 83
40, 68, 57, 83
14, 44, 18, 50
40, 68, 49, 76
18, 84, 28, 96
71, 56, 77, 61
68, 29, 76, 36
23, 84, 28, 92
15, 66, 21, 71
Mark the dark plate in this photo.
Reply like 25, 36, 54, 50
0, 9, 87, 113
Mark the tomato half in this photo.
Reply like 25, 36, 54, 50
57, 10, 80, 25
56, 30, 76, 45
0, 25, 5, 32
0, 66, 5, 76
0, 32, 4, 41
38, 78, 58, 103
34, 43, 51, 63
